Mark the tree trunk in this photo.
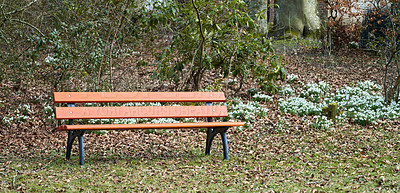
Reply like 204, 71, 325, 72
246, 0, 274, 35
274, 0, 321, 39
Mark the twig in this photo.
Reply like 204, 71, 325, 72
12, 172, 16, 188
0, 30, 9, 44
12, 169, 21, 189
191, 0, 205, 90
6, 0, 37, 15
180, 40, 202, 91
9, 19, 44, 36
109, 0, 128, 92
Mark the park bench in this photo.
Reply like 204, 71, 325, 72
54, 92, 244, 165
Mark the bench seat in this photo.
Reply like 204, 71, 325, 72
56, 122, 244, 131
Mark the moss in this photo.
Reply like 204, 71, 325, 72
303, 27, 321, 39
282, 30, 301, 39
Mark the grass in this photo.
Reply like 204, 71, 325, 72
272, 38, 323, 54
1, 125, 399, 192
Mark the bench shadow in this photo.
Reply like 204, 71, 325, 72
65, 148, 225, 165
3, 151, 215, 167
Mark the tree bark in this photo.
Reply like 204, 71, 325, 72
273, 0, 321, 38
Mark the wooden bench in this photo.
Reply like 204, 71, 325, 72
54, 92, 244, 165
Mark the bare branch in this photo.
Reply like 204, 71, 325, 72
191, 0, 205, 90
0, 30, 9, 44
6, 0, 37, 15
9, 18, 44, 36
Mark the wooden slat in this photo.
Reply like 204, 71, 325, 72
53, 92, 225, 103
55, 106, 228, 119
56, 122, 245, 131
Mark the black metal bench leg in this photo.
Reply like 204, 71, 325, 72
78, 134, 84, 165
66, 131, 75, 160
65, 130, 85, 165
220, 131, 229, 160
205, 128, 214, 155
205, 127, 229, 159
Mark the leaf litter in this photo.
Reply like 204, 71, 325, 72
0, 48, 399, 192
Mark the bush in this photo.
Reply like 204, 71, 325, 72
325, 0, 364, 50
360, 6, 399, 49
359, 2, 400, 104
148, 0, 282, 91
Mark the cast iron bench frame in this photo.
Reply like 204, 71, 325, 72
54, 92, 244, 165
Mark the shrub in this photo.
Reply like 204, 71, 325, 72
325, 0, 364, 50
359, 1, 400, 103
148, 0, 281, 91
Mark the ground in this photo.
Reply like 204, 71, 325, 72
1, 43, 399, 192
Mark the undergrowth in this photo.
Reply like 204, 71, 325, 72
279, 80, 400, 129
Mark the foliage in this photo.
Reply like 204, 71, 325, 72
279, 84, 294, 96
278, 81, 329, 117
360, 5, 395, 49
325, 80, 400, 125
0, 0, 163, 127
203, 78, 223, 92
256, 55, 287, 94
324, 0, 366, 51
147, 0, 279, 91
1, 1, 146, 93
0, 0, 286, 119
225, 98, 269, 129
360, 0, 400, 104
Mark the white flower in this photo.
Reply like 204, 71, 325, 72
44, 54, 60, 64
227, 98, 268, 124
287, 74, 299, 83
280, 85, 294, 96
252, 92, 272, 102
279, 97, 321, 116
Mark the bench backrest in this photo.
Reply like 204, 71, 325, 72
54, 92, 225, 103
54, 92, 228, 120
